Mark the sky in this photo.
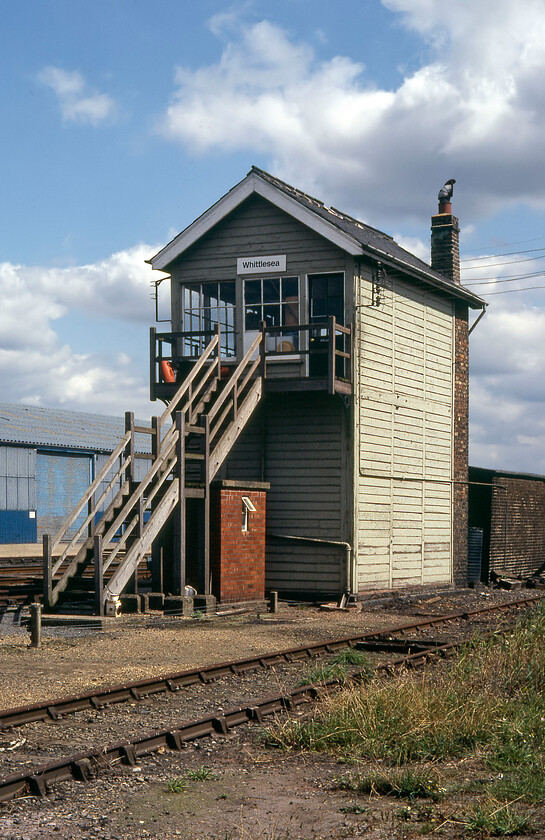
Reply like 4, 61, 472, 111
2, 0, 545, 473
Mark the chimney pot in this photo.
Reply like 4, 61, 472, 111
431, 180, 460, 284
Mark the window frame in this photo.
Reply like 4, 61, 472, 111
181, 280, 236, 358
243, 275, 300, 355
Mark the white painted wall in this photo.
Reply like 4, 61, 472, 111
354, 272, 454, 589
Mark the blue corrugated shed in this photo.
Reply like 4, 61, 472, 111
0, 402, 150, 454
0, 403, 152, 544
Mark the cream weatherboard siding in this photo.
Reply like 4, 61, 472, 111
355, 273, 454, 589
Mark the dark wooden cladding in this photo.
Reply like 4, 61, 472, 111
469, 467, 545, 581
220, 392, 348, 596
170, 194, 348, 282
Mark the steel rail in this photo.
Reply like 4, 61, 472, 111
0, 628, 503, 803
0, 593, 540, 732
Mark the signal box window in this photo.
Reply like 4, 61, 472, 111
244, 276, 299, 352
183, 282, 236, 357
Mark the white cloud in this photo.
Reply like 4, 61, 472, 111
154, 0, 545, 474
157, 2, 545, 225
0, 247, 166, 418
38, 66, 116, 126
467, 258, 545, 472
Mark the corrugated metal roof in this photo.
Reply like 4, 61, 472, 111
0, 402, 151, 453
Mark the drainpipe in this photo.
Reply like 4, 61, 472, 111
267, 532, 354, 596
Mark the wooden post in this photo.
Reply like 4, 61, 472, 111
172, 412, 186, 596
151, 542, 164, 593
202, 415, 210, 595
149, 327, 156, 402
348, 324, 353, 384
216, 322, 221, 379
123, 496, 144, 595
94, 534, 104, 616
150, 414, 163, 594
88, 459, 96, 539
42, 534, 52, 609
328, 315, 336, 394
259, 320, 266, 380
28, 603, 42, 649
151, 415, 160, 462
124, 411, 135, 486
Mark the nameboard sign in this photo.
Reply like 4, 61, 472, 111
237, 255, 286, 274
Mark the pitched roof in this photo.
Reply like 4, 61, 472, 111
0, 402, 150, 454
150, 166, 484, 308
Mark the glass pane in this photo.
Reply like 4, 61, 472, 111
276, 330, 298, 352
283, 300, 299, 326
225, 306, 235, 328
282, 277, 298, 300
202, 285, 218, 308
245, 279, 261, 305
328, 295, 344, 323
222, 329, 236, 357
189, 287, 200, 308
263, 279, 280, 304
309, 276, 327, 298
263, 304, 281, 327
311, 298, 327, 319
219, 281, 236, 306
245, 306, 261, 331
328, 274, 343, 295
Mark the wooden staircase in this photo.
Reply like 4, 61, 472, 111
43, 330, 264, 614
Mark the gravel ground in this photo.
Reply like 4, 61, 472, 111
0, 586, 540, 840
0, 587, 532, 711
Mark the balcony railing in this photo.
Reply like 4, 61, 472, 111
150, 316, 352, 401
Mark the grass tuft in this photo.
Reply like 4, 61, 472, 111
166, 766, 217, 792
185, 766, 216, 781
336, 768, 445, 801
297, 648, 372, 688
265, 603, 545, 772
462, 799, 534, 836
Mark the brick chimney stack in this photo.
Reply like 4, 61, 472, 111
431, 179, 460, 284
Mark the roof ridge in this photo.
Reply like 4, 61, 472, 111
250, 165, 325, 208
329, 206, 393, 241
250, 165, 392, 240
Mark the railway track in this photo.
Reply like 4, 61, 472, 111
0, 592, 541, 805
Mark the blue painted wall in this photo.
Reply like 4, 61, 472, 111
0, 510, 37, 543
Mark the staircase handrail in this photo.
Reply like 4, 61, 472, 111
51, 458, 130, 575
99, 430, 179, 548
50, 433, 179, 603
207, 331, 262, 424
103, 334, 265, 603
158, 333, 219, 428
51, 431, 131, 557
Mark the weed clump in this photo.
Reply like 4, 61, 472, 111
265, 603, 545, 773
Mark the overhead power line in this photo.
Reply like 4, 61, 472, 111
460, 236, 545, 256
461, 269, 545, 284
481, 284, 545, 295
461, 246, 545, 262
461, 253, 545, 270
